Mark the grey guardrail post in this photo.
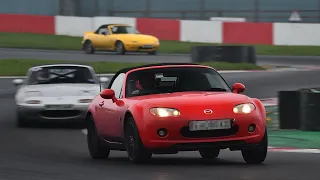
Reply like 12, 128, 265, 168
190, 45, 256, 64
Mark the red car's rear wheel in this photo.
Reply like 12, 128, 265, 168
124, 117, 152, 164
241, 127, 268, 164
86, 115, 110, 159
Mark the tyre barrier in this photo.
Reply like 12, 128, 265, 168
190, 45, 256, 64
278, 88, 320, 131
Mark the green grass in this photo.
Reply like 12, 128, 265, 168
1, 32, 320, 56
0, 59, 264, 76
268, 130, 320, 149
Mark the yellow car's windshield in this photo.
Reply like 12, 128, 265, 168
111, 26, 140, 34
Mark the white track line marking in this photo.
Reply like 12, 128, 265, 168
268, 148, 320, 153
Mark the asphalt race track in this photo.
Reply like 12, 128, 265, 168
2, 48, 320, 66
1, 48, 320, 180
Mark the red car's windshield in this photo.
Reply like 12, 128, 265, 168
125, 67, 231, 97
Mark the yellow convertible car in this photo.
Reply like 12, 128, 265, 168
82, 24, 160, 55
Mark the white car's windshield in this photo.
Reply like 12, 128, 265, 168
26, 66, 96, 85
111, 25, 139, 34
125, 67, 231, 97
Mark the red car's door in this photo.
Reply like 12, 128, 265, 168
98, 73, 126, 140
94, 95, 109, 135
99, 99, 119, 138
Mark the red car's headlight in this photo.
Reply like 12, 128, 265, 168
149, 108, 180, 117
233, 103, 255, 114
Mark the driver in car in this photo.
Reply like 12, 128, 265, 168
132, 74, 158, 95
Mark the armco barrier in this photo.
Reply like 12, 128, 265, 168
1, 14, 320, 46
191, 45, 256, 64
222, 22, 273, 45
0, 14, 55, 34
136, 18, 180, 41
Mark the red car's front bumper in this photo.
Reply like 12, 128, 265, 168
137, 112, 266, 151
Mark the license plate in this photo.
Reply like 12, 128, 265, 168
189, 119, 231, 131
141, 45, 154, 48
45, 105, 72, 110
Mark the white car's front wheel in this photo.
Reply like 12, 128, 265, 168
148, 51, 157, 55
16, 110, 29, 128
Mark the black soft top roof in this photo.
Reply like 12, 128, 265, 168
96, 24, 129, 29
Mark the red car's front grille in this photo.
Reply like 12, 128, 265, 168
173, 140, 246, 150
180, 124, 239, 138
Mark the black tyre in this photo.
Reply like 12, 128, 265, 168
83, 40, 95, 54
124, 117, 152, 164
199, 148, 220, 159
148, 51, 157, 55
115, 41, 125, 55
16, 110, 30, 128
241, 128, 268, 164
86, 115, 110, 159
17, 116, 29, 127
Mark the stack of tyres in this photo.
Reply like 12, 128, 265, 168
299, 88, 320, 131
278, 88, 320, 131
278, 91, 301, 129
190, 45, 256, 64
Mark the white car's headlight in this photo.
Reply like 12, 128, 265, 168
25, 100, 42, 104
233, 103, 255, 114
150, 108, 180, 117
78, 99, 93, 103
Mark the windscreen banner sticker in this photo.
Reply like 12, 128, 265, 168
49, 69, 75, 74
31, 67, 42, 72
88, 79, 94, 83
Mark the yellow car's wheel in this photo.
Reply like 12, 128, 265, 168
148, 51, 157, 55
83, 40, 95, 54
115, 41, 126, 55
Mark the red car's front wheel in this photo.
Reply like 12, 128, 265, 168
241, 128, 268, 164
124, 117, 152, 164
199, 148, 220, 159
86, 115, 110, 159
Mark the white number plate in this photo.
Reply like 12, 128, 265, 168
189, 119, 231, 131
141, 45, 154, 48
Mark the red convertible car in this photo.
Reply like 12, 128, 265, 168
86, 63, 268, 164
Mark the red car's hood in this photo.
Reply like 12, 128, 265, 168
128, 91, 249, 107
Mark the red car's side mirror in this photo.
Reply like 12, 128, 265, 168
100, 89, 116, 101
232, 83, 245, 93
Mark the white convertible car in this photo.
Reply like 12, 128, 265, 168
12, 64, 108, 127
